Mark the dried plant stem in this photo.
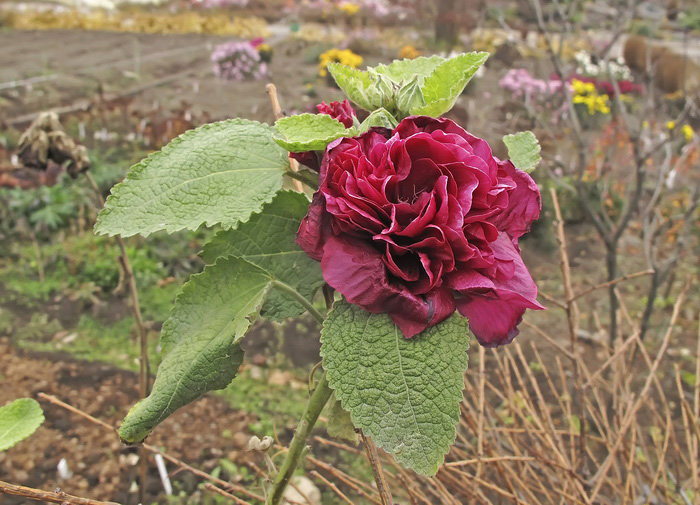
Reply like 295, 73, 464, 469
550, 188, 586, 476
204, 484, 254, 505
265, 82, 303, 192
360, 431, 394, 505
267, 373, 333, 505
84, 171, 150, 503
0, 480, 120, 505
310, 471, 356, 505
36, 393, 265, 503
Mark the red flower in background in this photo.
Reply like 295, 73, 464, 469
297, 116, 543, 347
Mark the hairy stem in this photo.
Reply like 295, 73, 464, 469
267, 372, 333, 505
271, 280, 325, 324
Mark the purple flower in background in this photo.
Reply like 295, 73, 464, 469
211, 41, 268, 81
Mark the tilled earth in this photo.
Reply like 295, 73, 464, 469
0, 338, 259, 504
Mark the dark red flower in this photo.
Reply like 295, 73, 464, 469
297, 116, 543, 346
289, 100, 357, 172
316, 100, 356, 128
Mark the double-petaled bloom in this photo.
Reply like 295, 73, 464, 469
297, 110, 543, 347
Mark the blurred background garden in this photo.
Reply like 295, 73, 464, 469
1, 0, 700, 503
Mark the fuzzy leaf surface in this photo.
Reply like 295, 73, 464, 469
118, 257, 272, 443
327, 64, 382, 111
201, 191, 324, 320
358, 108, 398, 132
0, 398, 44, 451
273, 114, 352, 152
321, 300, 470, 475
372, 55, 445, 83
503, 130, 541, 172
95, 119, 288, 237
412, 52, 489, 117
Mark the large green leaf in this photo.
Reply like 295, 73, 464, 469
0, 398, 44, 451
273, 114, 353, 152
412, 52, 489, 117
119, 257, 272, 443
503, 131, 541, 173
95, 119, 289, 238
201, 191, 324, 320
321, 301, 470, 475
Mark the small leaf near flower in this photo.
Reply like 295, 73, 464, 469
273, 114, 354, 153
503, 130, 542, 173
357, 108, 398, 132
412, 52, 489, 117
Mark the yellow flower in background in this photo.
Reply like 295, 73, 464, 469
570, 79, 610, 115
398, 45, 421, 59
338, 2, 361, 15
666, 121, 676, 130
318, 48, 363, 77
681, 124, 694, 142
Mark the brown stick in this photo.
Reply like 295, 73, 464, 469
360, 431, 394, 505
36, 393, 265, 503
310, 470, 356, 505
204, 484, 254, 505
265, 83, 303, 192
0, 480, 120, 505
84, 171, 150, 502
571, 270, 654, 301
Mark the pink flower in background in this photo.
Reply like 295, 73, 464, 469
297, 116, 543, 346
499, 69, 563, 99
210, 41, 267, 81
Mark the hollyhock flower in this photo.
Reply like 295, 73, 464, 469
297, 116, 543, 346
290, 100, 357, 172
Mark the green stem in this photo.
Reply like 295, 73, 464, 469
267, 372, 333, 505
285, 169, 319, 190
271, 280, 325, 325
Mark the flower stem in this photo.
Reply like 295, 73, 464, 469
270, 280, 325, 325
267, 372, 333, 505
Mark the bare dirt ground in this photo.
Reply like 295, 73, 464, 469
0, 338, 260, 504
0, 29, 328, 128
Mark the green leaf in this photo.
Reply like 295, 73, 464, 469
358, 108, 398, 132
273, 114, 352, 153
0, 398, 44, 451
321, 300, 470, 475
201, 191, 324, 321
372, 55, 445, 83
412, 52, 489, 117
327, 395, 358, 445
327, 64, 377, 111
503, 131, 541, 172
95, 119, 289, 238
396, 75, 426, 117
118, 257, 272, 443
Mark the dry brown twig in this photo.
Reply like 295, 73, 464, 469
0, 481, 121, 505
35, 393, 265, 503
265, 82, 303, 192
